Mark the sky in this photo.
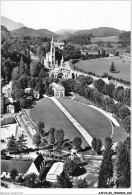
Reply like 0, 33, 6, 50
1, 1, 131, 32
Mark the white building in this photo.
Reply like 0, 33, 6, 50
2, 81, 12, 98
50, 55, 71, 79
46, 162, 64, 182
51, 82, 65, 98
6, 104, 15, 113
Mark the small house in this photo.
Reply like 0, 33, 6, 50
1, 154, 45, 178
25, 88, 33, 94
33, 90, 40, 99
46, 162, 64, 182
6, 104, 15, 114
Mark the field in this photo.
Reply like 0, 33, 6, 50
74, 57, 130, 81
30, 98, 88, 147
58, 98, 112, 143
91, 35, 119, 43
30, 97, 113, 147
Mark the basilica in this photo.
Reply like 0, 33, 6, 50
44, 37, 71, 79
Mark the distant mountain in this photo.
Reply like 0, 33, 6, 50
38, 29, 58, 37
55, 29, 77, 35
73, 27, 123, 37
1, 16, 25, 31
12, 27, 55, 38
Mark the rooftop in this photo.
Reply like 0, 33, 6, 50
1, 160, 32, 174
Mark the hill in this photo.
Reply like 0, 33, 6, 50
38, 28, 58, 37
1, 16, 25, 31
91, 35, 119, 43
72, 27, 123, 37
12, 27, 54, 38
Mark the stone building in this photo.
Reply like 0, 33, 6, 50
51, 82, 65, 98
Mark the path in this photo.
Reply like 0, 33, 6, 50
49, 97, 93, 146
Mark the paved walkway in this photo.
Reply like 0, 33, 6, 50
49, 97, 93, 146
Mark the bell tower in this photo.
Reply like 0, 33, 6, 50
50, 36, 55, 67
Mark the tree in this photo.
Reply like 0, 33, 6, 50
17, 75, 30, 89
24, 173, 38, 187
94, 79, 105, 93
73, 155, 81, 165
56, 172, 72, 188
17, 134, 27, 152
39, 68, 49, 78
96, 139, 102, 154
110, 62, 116, 72
7, 135, 18, 153
3, 59, 12, 82
91, 138, 97, 151
107, 83, 115, 98
55, 129, 65, 147
114, 87, 124, 102
91, 138, 102, 154
118, 106, 130, 120
37, 121, 45, 136
19, 56, 25, 74
75, 178, 89, 188
55, 129, 65, 155
102, 83, 109, 95
63, 158, 77, 176
20, 98, 28, 108
28, 77, 36, 89
98, 147, 113, 188
105, 137, 113, 150
124, 136, 130, 154
30, 60, 41, 77
49, 128, 55, 145
33, 133, 41, 149
115, 138, 130, 188
121, 115, 131, 134
41, 137, 48, 147
123, 88, 131, 106
73, 137, 82, 150
10, 169, 18, 182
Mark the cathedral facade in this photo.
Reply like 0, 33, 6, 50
44, 37, 71, 79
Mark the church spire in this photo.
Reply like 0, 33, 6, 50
51, 36, 54, 43
61, 55, 64, 63
61, 55, 64, 67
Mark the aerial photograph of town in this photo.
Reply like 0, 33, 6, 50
1, 0, 131, 194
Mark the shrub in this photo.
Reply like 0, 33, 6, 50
20, 98, 28, 108
63, 158, 77, 176
75, 178, 89, 188
1, 182, 8, 188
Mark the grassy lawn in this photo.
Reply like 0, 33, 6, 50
74, 57, 130, 81
58, 98, 112, 143
29, 98, 88, 147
